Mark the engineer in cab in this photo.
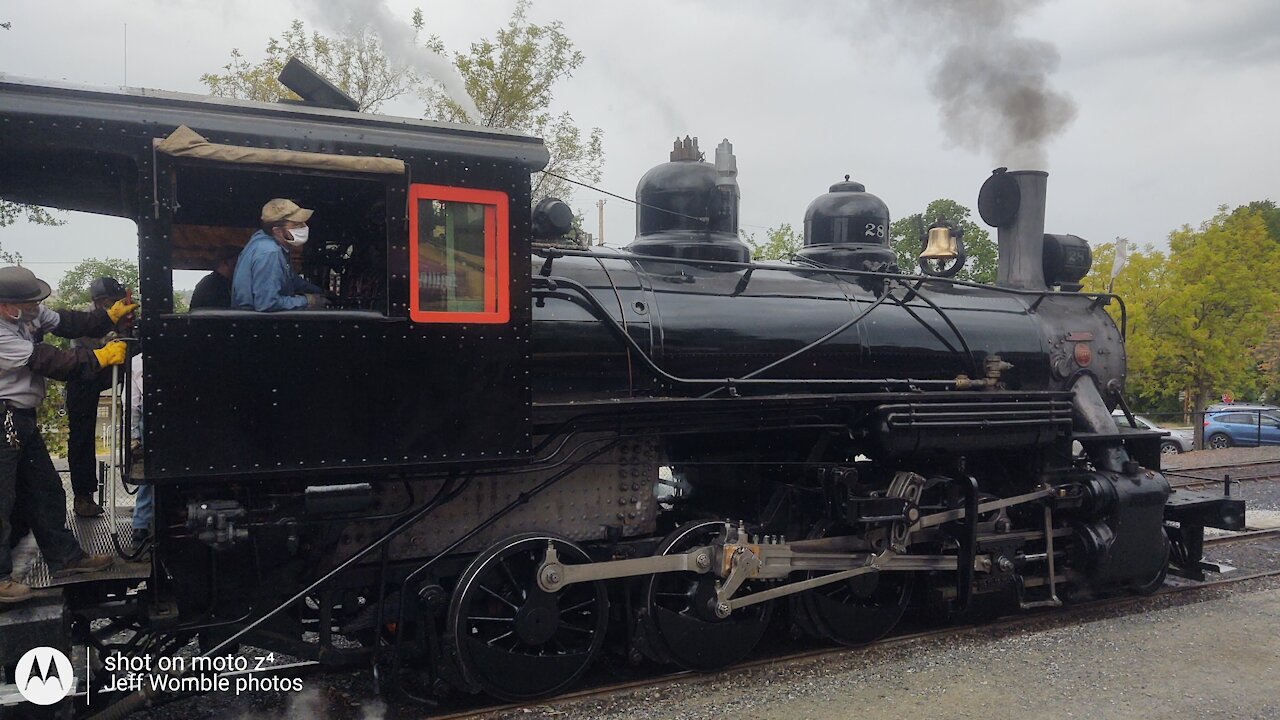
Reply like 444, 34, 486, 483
232, 199, 330, 311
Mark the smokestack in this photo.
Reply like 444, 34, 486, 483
978, 168, 1048, 291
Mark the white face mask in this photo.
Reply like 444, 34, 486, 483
283, 226, 309, 247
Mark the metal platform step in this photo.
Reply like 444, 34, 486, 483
14, 509, 150, 589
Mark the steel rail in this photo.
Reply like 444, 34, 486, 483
1202, 527, 1280, 547
1169, 470, 1280, 488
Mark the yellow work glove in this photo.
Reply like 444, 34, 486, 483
107, 299, 139, 324
93, 341, 128, 368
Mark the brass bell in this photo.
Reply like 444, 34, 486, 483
920, 225, 958, 260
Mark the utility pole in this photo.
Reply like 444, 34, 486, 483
596, 199, 606, 246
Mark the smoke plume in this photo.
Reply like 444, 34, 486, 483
881, 0, 1075, 168
295, 0, 482, 123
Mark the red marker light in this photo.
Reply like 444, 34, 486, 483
1073, 342, 1092, 367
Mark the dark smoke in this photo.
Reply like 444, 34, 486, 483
883, 0, 1076, 168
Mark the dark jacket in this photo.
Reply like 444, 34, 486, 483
191, 271, 232, 309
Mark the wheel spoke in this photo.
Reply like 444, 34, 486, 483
477, 583, 520, 611
469, 616, 515, 623
559, 598, 595, 616
486, 630, 514, 646
498, 557, 525, 600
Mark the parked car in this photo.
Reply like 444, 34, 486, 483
1203, 408, 1280, 449
1112, 410, 1193, 455
1205, 402, 1280, 414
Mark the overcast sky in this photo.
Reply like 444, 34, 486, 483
2, 0, 1278, 291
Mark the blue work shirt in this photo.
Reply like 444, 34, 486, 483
231, 230, 325, 311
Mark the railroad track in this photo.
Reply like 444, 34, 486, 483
432, 553, 1280, 720
1165, 458, 1280, 489
1203, 527, 1280, 547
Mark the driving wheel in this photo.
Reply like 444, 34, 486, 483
794, 522, 912, 646
448, 533, 608, 700
641, 520, 773, 671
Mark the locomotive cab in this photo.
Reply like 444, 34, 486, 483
139, 140, 536, 482
0, 75, 548, 483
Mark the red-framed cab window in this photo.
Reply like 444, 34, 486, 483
408, 184, 510, 324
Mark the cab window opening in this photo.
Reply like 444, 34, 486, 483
165, 163, 392, 314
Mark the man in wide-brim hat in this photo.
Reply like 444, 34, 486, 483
0, 266, 137, 605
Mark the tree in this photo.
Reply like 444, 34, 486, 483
889, 199, 996, 283
0, 201, 63, 231
1097, 210, 1280, 447
420, 1, 604, 205
201, 3, 603, 206
745, 223, 803, 261
52, 258, 140, 310
1082, 240, 1173, 413
1231, 200, 1280, 243
200, 19, 418, 112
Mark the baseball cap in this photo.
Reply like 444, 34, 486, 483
89, 276, 126, 301
261, 199, 314, 224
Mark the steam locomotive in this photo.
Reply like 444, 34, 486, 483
0, 62, 1245, 714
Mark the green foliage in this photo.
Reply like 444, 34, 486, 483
745, 223, 803, 261
421, 0, 603, 204
0, 200, 63, 236
1089, 207, 1280, 428
200, 19, 420, 112
38, 327, 71, 454
1083, 240, 1172, 412
888, 199, 996, 283
201, 3, 603, 206
1232, 200, 1280, 243
40, 385, 69, 458
52, 258, 140, 310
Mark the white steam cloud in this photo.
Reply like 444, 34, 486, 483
295, 0, 481, 123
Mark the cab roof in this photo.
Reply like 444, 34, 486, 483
0, 74, 550, 217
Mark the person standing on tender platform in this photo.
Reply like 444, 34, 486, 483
65, 276, 132, 518
0, 266, 136, 605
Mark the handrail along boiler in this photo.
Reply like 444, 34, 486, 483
0, 66, 1246, 709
